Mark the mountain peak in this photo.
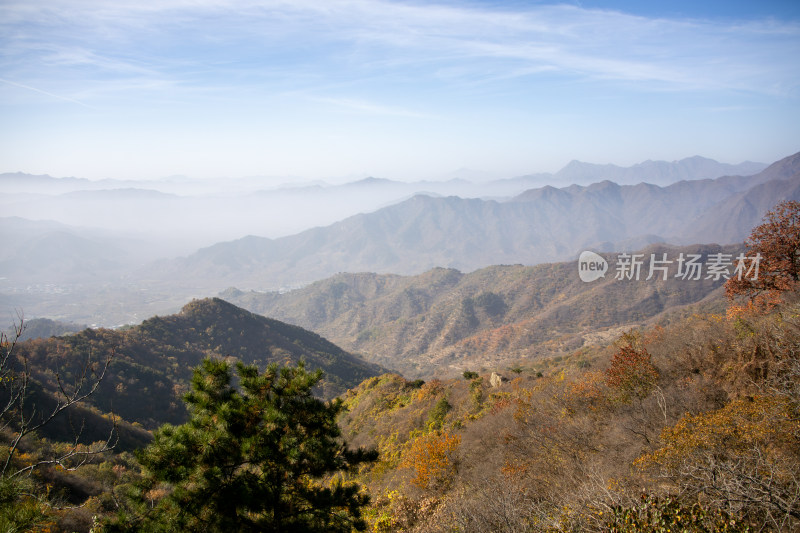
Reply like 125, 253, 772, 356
679, 155, 715, 164
145, 297, 386, 398
347, 176, 393, 186
179, 297, 249, 321
586, 179, 621, 191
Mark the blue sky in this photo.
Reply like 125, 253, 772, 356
1, 0, 799, 182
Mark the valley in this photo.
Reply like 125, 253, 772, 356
222, 243, 733, 377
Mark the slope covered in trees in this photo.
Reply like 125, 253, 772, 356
333, 292, 800, 532
7, 288, 799, 531
4, 203, 799, 532
326, 202, 800, 531
2, 298, 385, 531
223, 243, 734, 377
9, 297, 384, 430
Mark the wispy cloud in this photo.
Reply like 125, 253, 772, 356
0, 0, 798, 181
0, 77, 97, 108
2, 0, 798, 103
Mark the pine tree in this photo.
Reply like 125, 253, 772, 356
105, 359, 376, 532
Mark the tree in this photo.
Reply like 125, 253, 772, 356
604, 493, 751, 532
726, 200, 800, 307
106, 358, 377, 532
605, 340, 658, 404
636, 394, 800, 529
1, 315, 115, 531
400, 430, 460, 491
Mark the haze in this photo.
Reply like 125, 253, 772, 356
1, 0, 800, 327
1, 0, 799, 182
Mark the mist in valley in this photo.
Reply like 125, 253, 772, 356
0, 0, 797, 330
1, 152, 793, 328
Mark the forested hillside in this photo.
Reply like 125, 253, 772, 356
224, 243, 734, 377
9, 298, 383, 430
336, 294, 800, 531
5, 280, 797, 531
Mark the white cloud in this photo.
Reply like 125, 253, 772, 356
1, 0, 798, 99
0, 0, 798, 180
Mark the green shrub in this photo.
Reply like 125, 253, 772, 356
427, 397, 452, 430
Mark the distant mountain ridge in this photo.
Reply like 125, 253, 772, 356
222, 243, 734, 377
553, 156, 766, 186
10, 317, 85, 341
0, 154, 770, 270
0, 152, 788, 326
150, 151, 799, 291
0, 155, 765, 194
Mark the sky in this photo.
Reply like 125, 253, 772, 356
1, 0, 799, 183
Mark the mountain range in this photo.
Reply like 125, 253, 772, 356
3, 154, 797, 532
0, 152, 793, 326
0, 156, 767, 251
151, 152, 799, 292
220, 243, 733, 377
0, 155, 764, 195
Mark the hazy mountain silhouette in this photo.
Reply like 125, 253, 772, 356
150, 151, 798, 291
551, 156, 765, 186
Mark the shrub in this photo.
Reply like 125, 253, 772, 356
604, 493, 751, 532
427, 397, 451, 430
400, 431, 461, 491
605, 343, 658, 404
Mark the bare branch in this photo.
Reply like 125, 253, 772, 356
1, 315, 117, 481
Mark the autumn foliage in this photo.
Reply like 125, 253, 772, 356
400, 431, 461, 490
726, 200, 800, 309
637, 394, 800, 528
604, 339, 658, 403
340, 287, 800, 532
7, 205, 800, 532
